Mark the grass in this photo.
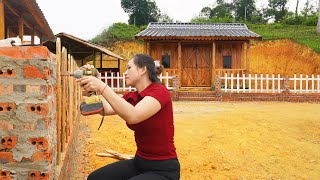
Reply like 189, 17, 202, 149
248, 24, 320, 53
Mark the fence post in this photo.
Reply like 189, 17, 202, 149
214, 75, 222, 101
282, 76, 290, 93
171, 75, 179, 101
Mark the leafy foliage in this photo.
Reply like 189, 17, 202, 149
91, 23, 141, 47
121, 0, 160, 27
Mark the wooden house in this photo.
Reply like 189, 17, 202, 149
135, 22, 261, 87
0, 0, 54, 44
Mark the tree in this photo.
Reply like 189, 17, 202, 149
121, 0, 160, 27
234, 0, 256, 21
266, 0, 289, 22
295, 0, 299, 17
317, 0, 320, 33
159, 13, 174, 22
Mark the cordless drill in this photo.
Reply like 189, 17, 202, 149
68, 69, 104, 116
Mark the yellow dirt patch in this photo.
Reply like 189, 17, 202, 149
85, 102, 320, 179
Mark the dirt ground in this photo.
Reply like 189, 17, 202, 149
83, 102, 320, 180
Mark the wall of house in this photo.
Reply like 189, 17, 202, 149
215, 41, 244, 69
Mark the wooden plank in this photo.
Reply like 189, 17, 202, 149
56, 37, 62, 165
66, 54, 71, 143
0, 0, 4, 39
61, 46, 67, 152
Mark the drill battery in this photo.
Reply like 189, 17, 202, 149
80, 95, 104, 115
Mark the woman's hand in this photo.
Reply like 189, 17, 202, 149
76, 76, 106, 94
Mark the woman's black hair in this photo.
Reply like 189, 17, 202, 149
133, 54, 163, 84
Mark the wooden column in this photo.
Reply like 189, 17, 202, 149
6, 26, 10, 38
56, 37, 62, 165
19, 16, 24, 44
144, 41, 147, 54
211, 41, 216, 85
100, 52, 103, 70
0, 0, 4, 39
31, 26, 35, 45
39, 35, 43, 45
178, 42, 182, 88
61, 46, 68, 152
246, 41, 250, 74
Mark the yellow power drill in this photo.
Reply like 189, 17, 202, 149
65, 69, 105, 129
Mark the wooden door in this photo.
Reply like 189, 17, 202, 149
181, 45, 211, 87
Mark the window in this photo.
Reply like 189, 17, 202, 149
223, 56, 232, 69
162, 55, 170, 68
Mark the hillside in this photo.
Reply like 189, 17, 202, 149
250, 39, 320, 75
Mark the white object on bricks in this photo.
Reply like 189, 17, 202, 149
0, 37, 22, 47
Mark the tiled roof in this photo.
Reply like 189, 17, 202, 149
135, 22, 261, 40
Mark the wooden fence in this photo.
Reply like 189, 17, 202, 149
220, 73, 320, 93
100, 71, 175, 91
56, 37, 82, 165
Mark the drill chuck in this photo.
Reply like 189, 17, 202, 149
70, 69, 99, 79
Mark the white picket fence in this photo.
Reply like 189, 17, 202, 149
220, 73, 320, 93
99, 72, 174, 91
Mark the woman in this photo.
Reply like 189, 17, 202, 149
77, 54, 180, 180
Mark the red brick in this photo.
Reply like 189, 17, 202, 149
0, 85, 13, 96
0, 46, 50, 60
24, 66, 51, 80
0, 103, 16, 113
0, 152, 14, 164
0, 137, 17, 150
26, 85, 41, 93
31, 150, 52, 163
0, 120, 14, 131
26, 102, 52, 115
0, 69, 16, 78
0, 170, 11, 179
28, 137, 48, 151
28, 171, 49, 180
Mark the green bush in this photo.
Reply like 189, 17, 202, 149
91, 23, 141, 47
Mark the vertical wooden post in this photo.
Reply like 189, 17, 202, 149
61, 46, 67, 152
66, 53, 71, 143
6, 26, 10, 38
100, 52, 103, 70
31, 26, 35, 45
93, 50, 96, 67
178, 42, 182, 88
211, 41, 216, 86
246, 41, 250, 74
39, 35, 43, 45
56, 37, 62, 165
19, 16, 24, 44
144, 41, 147, 54
0, 0, 4, 39
118, 58, 120, 73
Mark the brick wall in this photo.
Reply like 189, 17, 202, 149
0, 46, 56, 179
